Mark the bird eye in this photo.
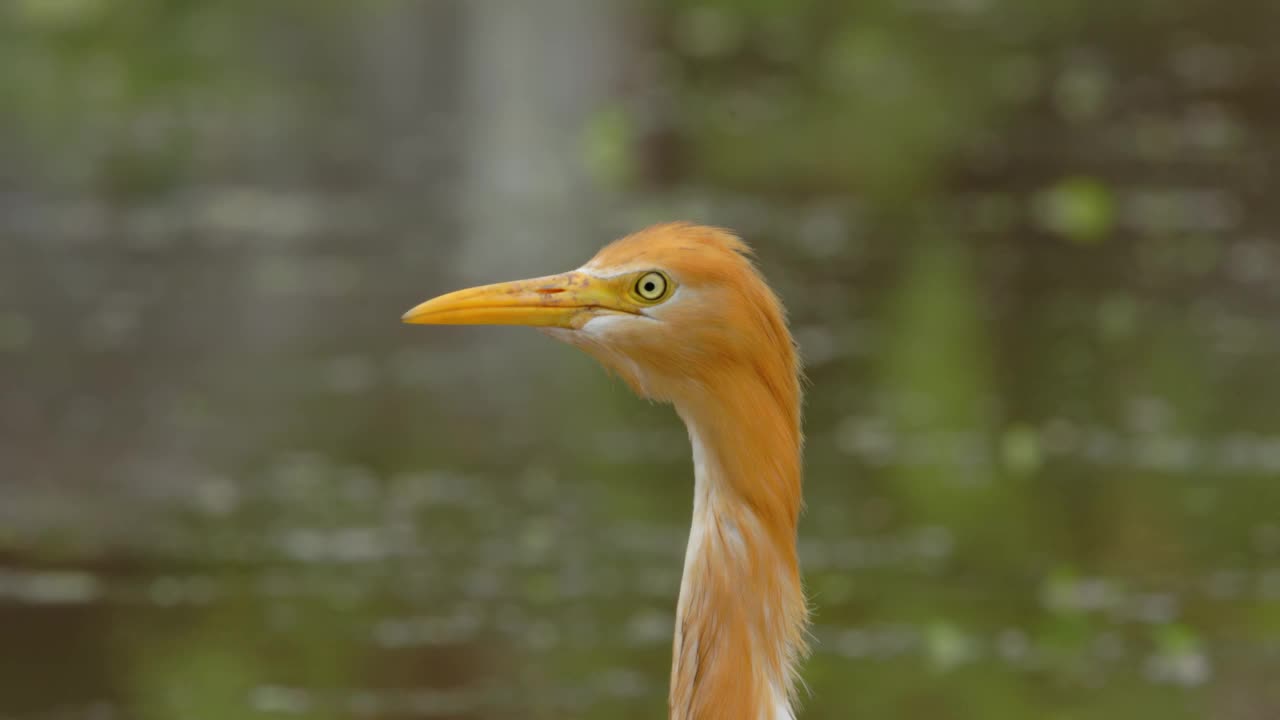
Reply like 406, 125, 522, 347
634, 271, 669, 302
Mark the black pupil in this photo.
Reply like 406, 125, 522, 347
644, 281, 656, 293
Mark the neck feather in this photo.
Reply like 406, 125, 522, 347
669, 370, 806, 720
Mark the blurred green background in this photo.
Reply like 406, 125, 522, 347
2, 1, 1279, 718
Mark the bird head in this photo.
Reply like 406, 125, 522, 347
403, 222, 798, 409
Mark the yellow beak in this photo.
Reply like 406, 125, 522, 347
401, 271, 624, 329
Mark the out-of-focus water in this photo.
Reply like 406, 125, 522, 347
3, 2, 1280, 719
4, 200, 1278, 719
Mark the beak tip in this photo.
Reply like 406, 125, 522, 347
401, 302, 432, 324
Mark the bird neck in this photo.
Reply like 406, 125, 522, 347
670, 370, 806, 720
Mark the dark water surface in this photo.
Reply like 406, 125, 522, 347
4, 206, 1278, 719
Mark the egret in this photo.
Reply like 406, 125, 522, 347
403, 222, 807, 719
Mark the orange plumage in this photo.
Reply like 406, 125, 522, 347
404, 223, 808, 719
